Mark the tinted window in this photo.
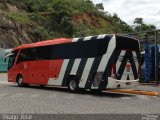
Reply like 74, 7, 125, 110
16, 38, 109, 62
8, 50, 18, 70
116, 36, 139, 50
32, 46, 51, 60
17, 49, 31, 63
51, 38, 109, 59
17, 46, 52, 63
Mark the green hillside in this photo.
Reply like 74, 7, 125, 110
0, 0, 156, 47
1, 0, 133, 38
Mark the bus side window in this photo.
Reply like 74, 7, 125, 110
17, 49, 30, 64
51, 39, 109, 59
30, 46, 51, 60
8, 50, 18, 70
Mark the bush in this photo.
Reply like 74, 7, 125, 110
4, 12, 31, 24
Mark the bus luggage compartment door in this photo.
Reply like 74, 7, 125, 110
92, 72, 103, 87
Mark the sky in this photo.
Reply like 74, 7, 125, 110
92, 0, 160, 29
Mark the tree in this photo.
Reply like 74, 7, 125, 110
96, 3, 104, 11
133, 18, 156, 32
1, 0, 8, 9
134, 18, 143, 26
85, 0, 93, 4
49, 0, 74, 37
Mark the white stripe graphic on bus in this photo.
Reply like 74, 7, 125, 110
70, 59, 81, 75
48, 59, 69, 85
72, 38, 79, 42
78, 58, 95, 88
121, 61, 134, 80
83, 36, 92, 41
116, 50, 126, 73
91, 36, 116, 88
97, 36, 116, 72
132, 51, 138, 72
97, 34, 107, 39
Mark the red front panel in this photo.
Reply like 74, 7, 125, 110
8, 38, 72, 85
8, 60, 64, 85
26, 60, 64, 85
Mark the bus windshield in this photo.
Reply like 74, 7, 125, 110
8, 51, 18, 70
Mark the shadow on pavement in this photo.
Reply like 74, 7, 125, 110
9, 84, 134, 98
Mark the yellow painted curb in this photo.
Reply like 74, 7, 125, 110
108, 89, 160, 96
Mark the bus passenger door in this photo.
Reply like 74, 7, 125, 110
7, 50, 19, 82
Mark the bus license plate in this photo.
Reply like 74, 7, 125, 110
126, 82, 131, 85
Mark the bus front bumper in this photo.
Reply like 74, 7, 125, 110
107, 77, 139, 89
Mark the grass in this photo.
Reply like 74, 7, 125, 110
3, 11, 31, 24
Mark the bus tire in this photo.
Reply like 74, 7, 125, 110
16, 75, 25, 87
67, 76, 79, 93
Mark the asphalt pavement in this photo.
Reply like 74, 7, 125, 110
0, 73, 160, 114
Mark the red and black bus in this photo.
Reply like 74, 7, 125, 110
6, 34, 141, 92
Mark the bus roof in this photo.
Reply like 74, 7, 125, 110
14, 38, 72, 50
14, 34, 139, 51
14, 34, 114, 50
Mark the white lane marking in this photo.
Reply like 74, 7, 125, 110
70, 59, 81, 75
79, 58, 95, 88
48, 59, 69, 86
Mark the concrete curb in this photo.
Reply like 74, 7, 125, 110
140, 83, 160, 86
108, 89, 160, 96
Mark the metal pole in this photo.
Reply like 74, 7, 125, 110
155, 30, 159, 85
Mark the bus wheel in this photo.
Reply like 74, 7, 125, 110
17, 75, 24, 87
68, 76, 79, 93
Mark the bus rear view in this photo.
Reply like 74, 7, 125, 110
104, 35, 140, 89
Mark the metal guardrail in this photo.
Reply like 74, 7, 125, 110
126, 30, 160, 85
